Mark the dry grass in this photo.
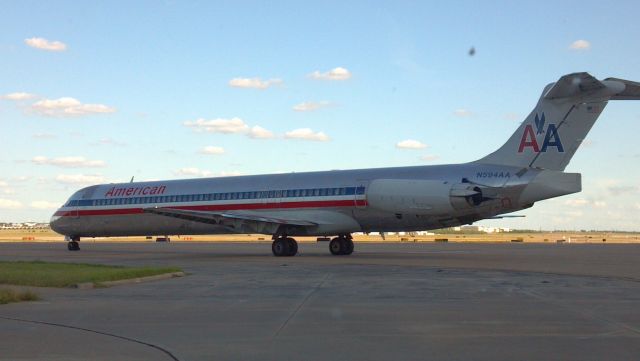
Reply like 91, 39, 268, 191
0, 288, 39, 305
1, 229, 639, 243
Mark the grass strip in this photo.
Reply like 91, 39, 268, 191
0, 288, 39, 304
0, 261, 182, 288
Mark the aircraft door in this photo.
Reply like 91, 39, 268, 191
355, 180, 369, 209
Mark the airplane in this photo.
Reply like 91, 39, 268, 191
50, 72, 640, 256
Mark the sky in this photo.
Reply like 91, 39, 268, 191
1, 0, 640, 230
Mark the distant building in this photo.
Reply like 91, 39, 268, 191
454, 225, 511, 233
0, 222, 49, 229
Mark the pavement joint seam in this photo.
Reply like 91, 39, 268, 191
273, 272, 330, 338
0, 315, 181, 361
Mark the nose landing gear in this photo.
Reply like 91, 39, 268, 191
66, 236, 80, 251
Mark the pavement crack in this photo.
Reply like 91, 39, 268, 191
273, 273, 330, 338
0, 315, 181, 361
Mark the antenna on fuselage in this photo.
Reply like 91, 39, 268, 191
130, 176, 134, 183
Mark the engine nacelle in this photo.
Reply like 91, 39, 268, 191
366, 179, 486, 215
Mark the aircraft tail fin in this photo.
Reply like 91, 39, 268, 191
477, 72, 640, 171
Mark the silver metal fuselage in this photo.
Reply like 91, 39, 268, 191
50, 162, 558, 238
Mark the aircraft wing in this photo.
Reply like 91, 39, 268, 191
143, 207, 317, 234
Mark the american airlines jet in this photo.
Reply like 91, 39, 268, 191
51, 73, 640, 256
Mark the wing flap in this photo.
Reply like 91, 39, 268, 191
143, 207, 317, 226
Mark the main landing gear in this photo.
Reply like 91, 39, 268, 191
329, 234, 354, 256
271, 234, 355, 256
272, 236, 298, 257
67, 236, 80, 251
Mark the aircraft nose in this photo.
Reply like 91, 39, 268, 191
49, 210, 64, 234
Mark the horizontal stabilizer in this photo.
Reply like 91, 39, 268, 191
604, 77, 640, 100
543, 72, 629, 100
543, 72, 603, 99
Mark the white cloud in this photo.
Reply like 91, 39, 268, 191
421, 154, 439, 161
1, 92, 36, 101
199, 146, 225, 155
0, 199, 23, 209
33, 156, 106, 168
55, 174, 106, 185
32, 132, 56, 139
292, 101, 331, 112
565, 210, 584, 218
184, 118, 275, 139
93, 138, 126, 146
309, 67, 352, 81
30, 201, 60, 210
174, 167, 213, 177
24, 37, 67, 51
284, 128, 330, 142
607, 185, 638, 196
173, 168, 242, 178
453, 109, 473, 117
31, 97, 115, 117
564, 198, 589, 207
564, 198, 607, 209
0, 180, 15, 195
248, 125, 275, 139
396, 139, 428, 149
228, 77, 283, 89
184, 117, 250, 134
569, 40, 591, 50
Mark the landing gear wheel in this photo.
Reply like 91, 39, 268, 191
286, 238, 298, 256
272, 238, 288, 256
272, 237, 298, 257
343, 239, 354, 255
330, 236, 354, 255
67, 241, 80, 251
330, 237, 343, 255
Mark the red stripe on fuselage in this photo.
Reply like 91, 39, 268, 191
54, 199, 368, 217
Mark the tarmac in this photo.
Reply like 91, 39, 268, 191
1, 241, 639, 361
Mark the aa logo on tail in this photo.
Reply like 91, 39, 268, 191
518, 113, 564, 153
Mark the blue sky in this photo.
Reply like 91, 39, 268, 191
1, 0, 639, 230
